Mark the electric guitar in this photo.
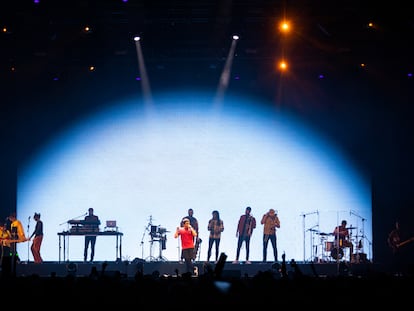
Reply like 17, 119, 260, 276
389, 236, 414, 253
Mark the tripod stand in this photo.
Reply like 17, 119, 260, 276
148, 233, 167, 262
143, 216, 168, 262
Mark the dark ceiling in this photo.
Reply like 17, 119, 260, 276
4, 1, 413, 82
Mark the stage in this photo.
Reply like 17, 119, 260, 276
13, 259, 397, 279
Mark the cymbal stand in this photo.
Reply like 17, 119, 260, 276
361, 216, 366, 255
364, 236, 372, 262
350, 210, 368, 261
300, 210, 319, 262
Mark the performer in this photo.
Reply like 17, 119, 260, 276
233, 206, 256, 264
387, 220, 401, 253
180, 208, 200, 260
180, 208, 199, 240
207, 210, 224, 262
8, 212, 29, 243
7, 212, 29, 275
29, 213, 44, 264
0, 221, 11, 275
83, 208, 100, 262
332, 220, 353, 262
174, 218, 197, 275
261, 208, 281, 262
387, 220, 414, 276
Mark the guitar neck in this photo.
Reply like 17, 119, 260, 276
398, 237, 414, 248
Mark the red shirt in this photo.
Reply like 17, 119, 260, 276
178, 227, 195, 249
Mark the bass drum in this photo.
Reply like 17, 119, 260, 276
331, 247, 344, 260
325, 241, 334, 252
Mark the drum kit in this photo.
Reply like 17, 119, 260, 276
316, 227, 365, 262
150, 225, 168, 249
141, 216, 170, 262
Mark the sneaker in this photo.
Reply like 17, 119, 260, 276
245, 260, 252, 264
232, 260, 239, 264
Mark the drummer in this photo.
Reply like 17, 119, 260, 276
333, 220, 353, 261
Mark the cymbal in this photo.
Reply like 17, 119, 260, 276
319, 232, 333, 236
347, 227, 357, 230
307, 228, 319, 232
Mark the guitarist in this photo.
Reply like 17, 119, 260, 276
0, 221, 12, 275
387, 220, 401, 254
387, 220, 414, 276
5, 212, 29, 276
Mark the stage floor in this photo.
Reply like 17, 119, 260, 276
13, 259, 396, 279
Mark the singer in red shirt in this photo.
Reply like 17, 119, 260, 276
175, 218, 197, 275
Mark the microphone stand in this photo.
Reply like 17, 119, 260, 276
59, 212, 88, 226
